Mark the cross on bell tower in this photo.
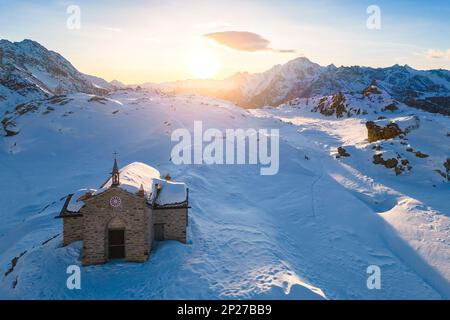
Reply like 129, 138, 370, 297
111, 152, 120, 186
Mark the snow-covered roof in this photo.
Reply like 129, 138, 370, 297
98, 161, 161, 195
66, 188, 97, 213
150, 178, 188, 207
60, 162, 188, 215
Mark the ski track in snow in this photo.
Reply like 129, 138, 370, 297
0, 90, 449, 299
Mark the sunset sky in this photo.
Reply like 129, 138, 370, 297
1, 0, 449, 83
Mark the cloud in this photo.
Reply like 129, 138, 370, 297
203, 31, 295, 53
426, 48, 450, 59
277, 49, 297, 53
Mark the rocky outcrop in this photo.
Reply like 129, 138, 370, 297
15, 102, 38, 115
373, 154, 397, 168
4, 250, 27, 277
366, 121, 403, 142
336, 146, 350, 158
382, 103, 398, 112
444, 158, 450, 171
363, 80, 382, 96
1, 94, 76, 135
415, 151, 429, 158
406, 96, 450, 116
373, 153, 410, 175
331, 92, 348, 118
436, 158, 450, 181
1, 117, 19, 136
88, 96, 108, 104
313, 92, 348, 118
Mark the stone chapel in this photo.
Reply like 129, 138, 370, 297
58, 159, 189, 265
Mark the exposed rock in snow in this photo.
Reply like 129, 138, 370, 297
366, 121, 403, 142
336, 146, 350, 158
363, 80, 382, 96
312, 92, 349, 118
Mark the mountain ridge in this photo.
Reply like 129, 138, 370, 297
1, 38, 449, 116
0, 39, 114, 109
150, 56, 450, 114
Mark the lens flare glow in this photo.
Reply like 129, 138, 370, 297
188, 51, 219, 79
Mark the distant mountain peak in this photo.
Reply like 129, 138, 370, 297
290, 56, 313, 62
157, 55, 450, 114
283, 56, 319, 68
0, 38, 114, 110
18, 38, 42, 46
1, 39, 47, 54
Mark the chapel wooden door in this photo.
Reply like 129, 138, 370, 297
108, 229, 125, 259
154, 224, 164, 241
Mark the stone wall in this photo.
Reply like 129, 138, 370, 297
80, 187, 152, 265
153, 207, 188, 243
147, 208, 154, 252
63, 216, 83, 245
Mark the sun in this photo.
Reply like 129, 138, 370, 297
188, 51, 219, 79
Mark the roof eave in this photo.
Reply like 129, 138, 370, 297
55, 212, 83, 219
151, 201, 189, 210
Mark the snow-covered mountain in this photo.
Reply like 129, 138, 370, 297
154, 57, 450, 115
0, 40, 449, 299
0, 39, 114, 110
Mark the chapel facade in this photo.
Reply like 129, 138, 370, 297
58, 159, 188, 265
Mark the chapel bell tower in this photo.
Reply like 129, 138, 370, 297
111, 153, 120, 186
